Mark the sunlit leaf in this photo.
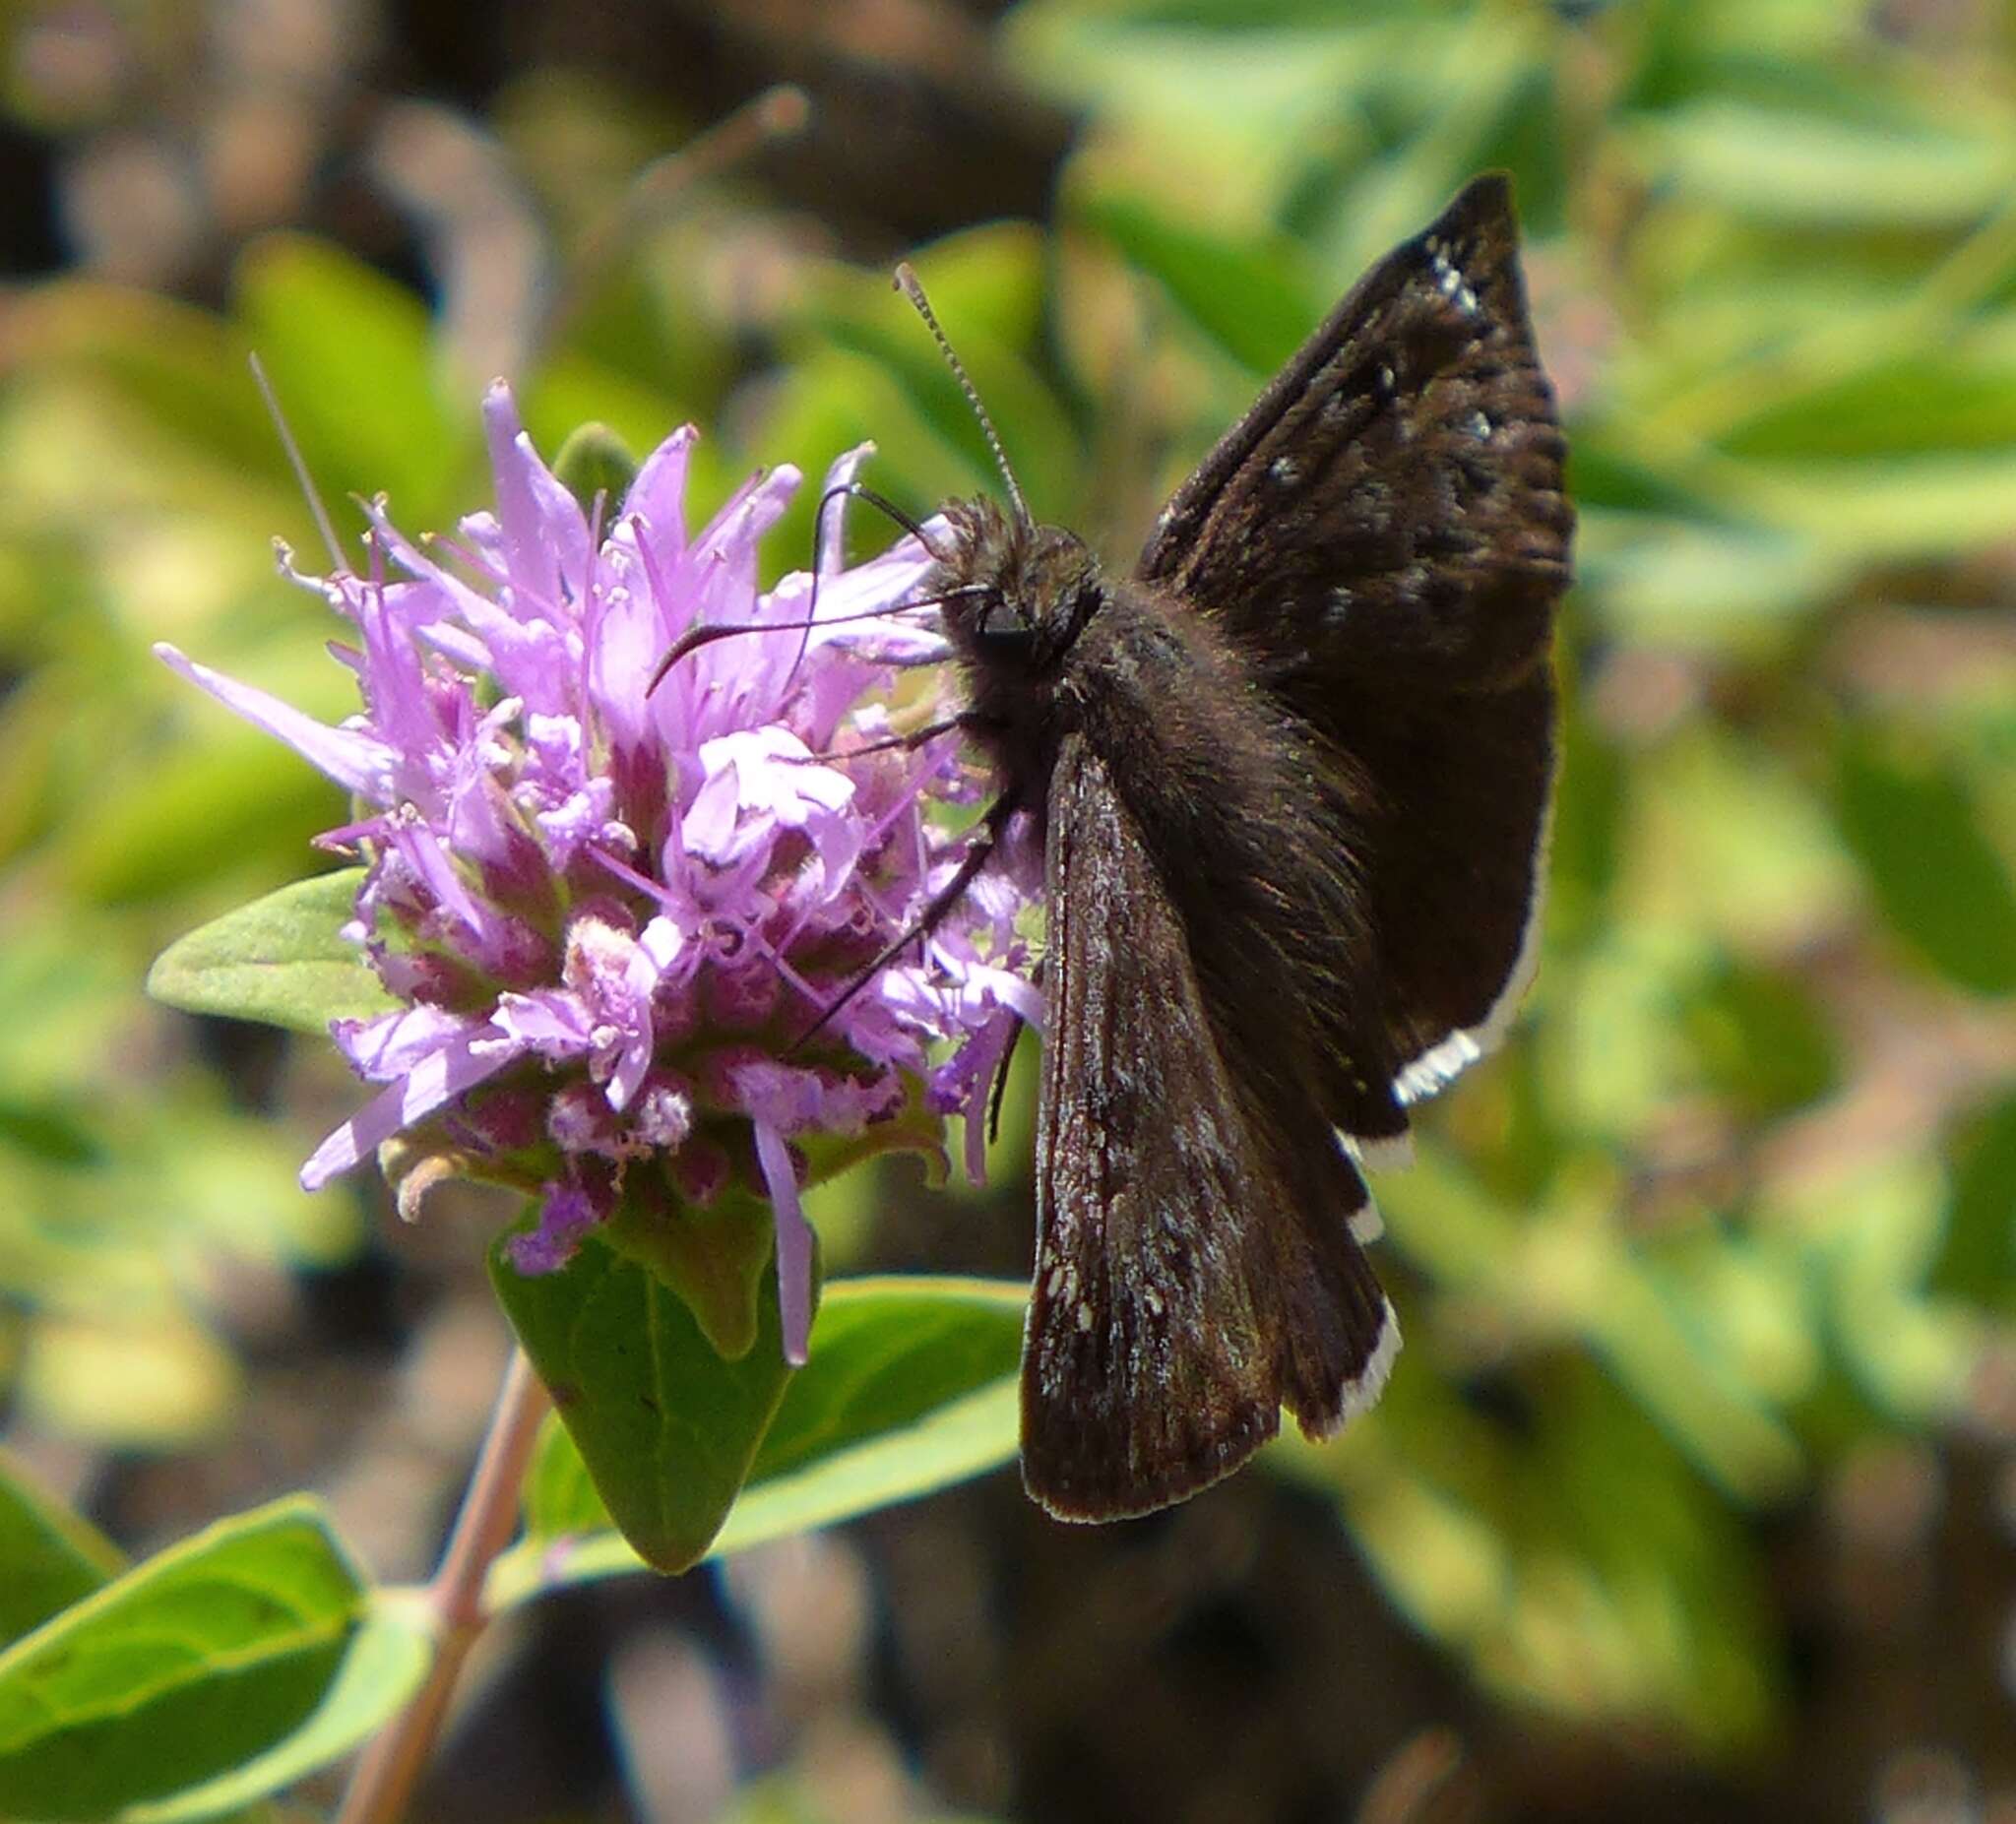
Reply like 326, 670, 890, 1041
233, 235, 468, 521
1080, 192, 1316, 374
0, 1451, 125, 1651
490, 1277, 1026, 1604
118, 1596, 433, 1824
1629, 98, 2016, 226
19, 1315, 240, 1450
490, 1235, 799, 1574
147, 869, 394, 1036
0, 1498, 366, 1822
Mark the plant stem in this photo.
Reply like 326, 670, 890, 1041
337, 1347, 550, 1824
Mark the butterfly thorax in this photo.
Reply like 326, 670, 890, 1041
931, 497, 1107, 811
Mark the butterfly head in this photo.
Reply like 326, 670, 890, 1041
933, 496, 1103, 679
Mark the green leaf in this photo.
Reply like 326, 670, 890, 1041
119, 1596, 433, 1824
0, 1497, 367, 1822
489, 1235, 799, 1574
600, 1183, 782, 1360
0, 1451, 125, 1650
146, 870, 396, 1036
8, 283, 279, 481
233, 235, 466, 522
1936, 1096, 2016, 1304
713, 1287, 1022, 1559
1837, 730, 2016, 994
1576, 511, 1849, 643
742, 1276, 1024, 1481
1683, 957, 1840, 1119
1081, 191, 1316, 376
522, 1412, 611, 1542
1627, 98, 2016, 227
489, 1276, 1028, 1604
1718, 353, 2016, 460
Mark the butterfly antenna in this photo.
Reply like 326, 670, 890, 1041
894, 264, 1031, 529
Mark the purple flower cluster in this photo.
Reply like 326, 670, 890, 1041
158, 385, 1038, 1360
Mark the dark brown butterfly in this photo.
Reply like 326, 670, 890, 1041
903, 173, 1571, 1521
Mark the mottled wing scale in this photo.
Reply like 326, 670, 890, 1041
1135, 173, 1573, 1119
1023, 736, 1396, 1521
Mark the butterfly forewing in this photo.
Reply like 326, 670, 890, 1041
1134, 172, 1572, 1110
1024, 735, 1394, 1521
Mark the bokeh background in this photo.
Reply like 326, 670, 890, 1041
4, 0, 2016, 1819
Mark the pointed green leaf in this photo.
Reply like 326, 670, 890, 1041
489, 1276, 1028, 1604
600, 1185, 779, 1360
0, 1497, 367, 1822
0, 1450, 126, 1651
489, 1236, 799, 1574
147, 870, 395, 1035
119, 1595, 433, 1824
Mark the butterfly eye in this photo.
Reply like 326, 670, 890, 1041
974, 598, 1038, 655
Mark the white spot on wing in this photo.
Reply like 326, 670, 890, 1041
1395, 1030, 1483, 1104
1341, 1129, 1415, 1174
1394, 788, 1555, 1105
1430, 247, 1480, 315
1349, 1198, 1384, 1245
1270, 455, 1301, 486
1338, 1298, 1402, 1423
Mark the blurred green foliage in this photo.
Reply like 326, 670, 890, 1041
3, 0, 2014, 1761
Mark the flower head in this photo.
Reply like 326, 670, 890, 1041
158, 384, 1038, 1361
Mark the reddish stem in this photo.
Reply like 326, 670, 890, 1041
336, 1348, 550, 1824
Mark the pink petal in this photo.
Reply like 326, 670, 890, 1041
752, 1120, 813, 1366
155, 644, 398, 801
619, 424, 698, 560
482, 381, 592, 611
301, 1022, 520, 1189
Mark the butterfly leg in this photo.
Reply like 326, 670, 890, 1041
791, 795, 1014, 1048
806, 712, 999, 764
986, 1008, 1028, 1144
